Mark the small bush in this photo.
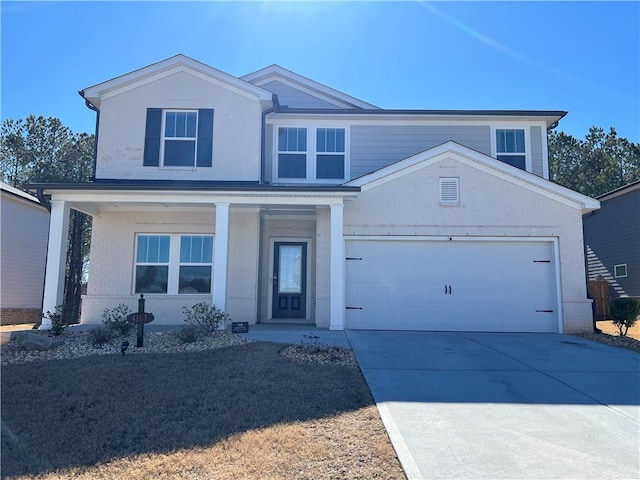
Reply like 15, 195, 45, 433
177, 325, 201, 344
183, 302, 230, 334
102, 304, 133, 336
610, 298, 640, 336
43, 305, 66, 336
89, 326, 113, 346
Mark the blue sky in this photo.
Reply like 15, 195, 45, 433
2, 1, 639, 141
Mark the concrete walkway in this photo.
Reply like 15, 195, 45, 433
347, 331, 640, 480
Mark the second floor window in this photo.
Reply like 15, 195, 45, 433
144, 108, 214, 168
163, 111, 197, 166
496, 129, 526, 170
276, 126, 347, 182
278, 127, 307, 178
316, 128, 345, 179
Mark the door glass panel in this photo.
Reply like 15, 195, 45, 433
278, 245, 302, 293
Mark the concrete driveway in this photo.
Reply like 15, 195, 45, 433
347, 331, 640, 480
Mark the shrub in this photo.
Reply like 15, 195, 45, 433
177, 325, 201, 344
101, 304, 133, 336
43, 305, 66, 336
610, 298, 640, 337
183, 302, 230, 334
89, 326, 113, 346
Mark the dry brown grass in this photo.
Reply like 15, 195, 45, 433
1, 342, 405, 479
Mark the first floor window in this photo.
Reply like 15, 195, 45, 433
496, 128, 526, 170
179, 236, 213, 293
134, 234, 213, 294
135, 235, 170, 293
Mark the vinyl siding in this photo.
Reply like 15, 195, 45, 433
264, 123, 273, 183
584, 188, 640, 297
261, 80, 342, 109
530, 125, 544, 177
0, 192, 49, 310
350, 125, 491, 179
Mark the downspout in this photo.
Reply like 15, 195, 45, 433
79, 91, 100, 181
260, 93, 280, 184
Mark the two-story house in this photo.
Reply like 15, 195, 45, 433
33, 55, 599, 332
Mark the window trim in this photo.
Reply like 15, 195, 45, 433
490, 125, 531, 172
614, 264, 628, 278
133, 233, 214, 295
161, 110, 199, 168
272, 122, 350, 184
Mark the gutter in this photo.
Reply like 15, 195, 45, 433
78, 90, 100, 181
260, 94, 280, 184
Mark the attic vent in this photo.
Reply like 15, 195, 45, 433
440, 177, 460, 204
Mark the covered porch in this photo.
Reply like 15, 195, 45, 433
37, 182, 359, 331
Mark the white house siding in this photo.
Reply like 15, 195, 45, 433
343, 156, 593, 333
0, 190, 50, 324
95, 70, 262, 181
350, 125, 491, 179
82, 208, 260, 325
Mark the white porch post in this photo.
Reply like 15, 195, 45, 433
41, 200, 70, 330
213, 202, 230, 313
329, 203, 345, 330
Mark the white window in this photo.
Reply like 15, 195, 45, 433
277, 127, 307, 178
440, 177, 460, 204
134, 234, 213, 294
275, 126, 347, 182
135, 235, 170, 293
163, 111, 198, 167
496, 128, 526, 170
614, 264, 628, 278
316, 128, 345, 179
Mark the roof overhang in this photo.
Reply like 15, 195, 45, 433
80, 54, 274, 109
345, 141, 600, 214
270, 109, 567, 128
241, 65, 379, 110
28, 180, 360, 216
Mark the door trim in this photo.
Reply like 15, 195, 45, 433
267, 237, 312, 321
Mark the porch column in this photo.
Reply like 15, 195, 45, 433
329, 204, 345, 330
41, 200, 70, 330
213, 202, 230, 313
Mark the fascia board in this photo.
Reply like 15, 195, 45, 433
47, 189, 358, 206
242, 65, 379, 110
82, 55, 272, 106
347, 142, 600, 213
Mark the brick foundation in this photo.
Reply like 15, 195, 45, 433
0, 308, 42, 326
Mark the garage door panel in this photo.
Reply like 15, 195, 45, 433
345, 239, 558, 332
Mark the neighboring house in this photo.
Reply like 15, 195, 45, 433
1, 182, 50, 325
32, 55, 600, 333
584, 180, 640, 299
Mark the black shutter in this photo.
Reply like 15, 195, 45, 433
196, 109, 214, 167
143, 108, 162, 166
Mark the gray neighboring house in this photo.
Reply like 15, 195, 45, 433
584, 180, 640, 299
0, 182, 50, 324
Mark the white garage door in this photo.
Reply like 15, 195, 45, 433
345, 239, 559, 332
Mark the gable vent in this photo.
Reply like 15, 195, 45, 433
440, 177, 460, 204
